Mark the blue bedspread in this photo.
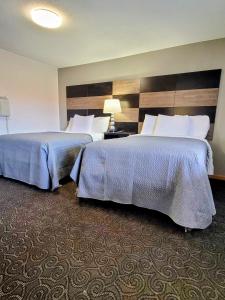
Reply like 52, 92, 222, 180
0, 132, 92, 190
71, 135, 215, 229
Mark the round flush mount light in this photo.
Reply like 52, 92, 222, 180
31, 8, 62, 28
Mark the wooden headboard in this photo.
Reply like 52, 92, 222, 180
66, 69, 221, 139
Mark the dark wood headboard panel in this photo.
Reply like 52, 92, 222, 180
66, 69, 221, 139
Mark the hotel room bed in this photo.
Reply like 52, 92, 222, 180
0, 132, 97, 190
71, 135, 215, 229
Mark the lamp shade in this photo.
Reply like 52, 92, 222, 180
0, 97, 10, 117
103, 99, 121, 113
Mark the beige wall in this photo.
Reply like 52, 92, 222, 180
0, 48, 59, 134
58, 38, 225, 175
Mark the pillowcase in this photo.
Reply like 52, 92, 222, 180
141, 114, 157, 135
70, 114, 94, 133
189, 115, 210, 139
154, 115, 190, 137
92, 116, 110, 133
65, 118, 73, 132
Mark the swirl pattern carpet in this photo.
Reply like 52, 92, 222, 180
0, 178, 225, 300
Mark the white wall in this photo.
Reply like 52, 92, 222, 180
58, 38, 225, 175
0, 48, 59, 134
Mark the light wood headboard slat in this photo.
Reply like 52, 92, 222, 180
140, 91, 175, 108
114, 108, 139, 122
113, 79, 140, 95
67, 95, 112, 110
174, 88, 218, 107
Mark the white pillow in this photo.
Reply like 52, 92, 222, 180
189, 115, 210, 139
154, 115, 190, 137
65, 118, 73, 132
141, 115, 157, 135
70, 114, 94, 133
92, 117, 110, 133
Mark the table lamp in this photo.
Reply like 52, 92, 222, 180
103, 99, 121, 132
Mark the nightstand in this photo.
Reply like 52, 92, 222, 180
104, 132, 135, 140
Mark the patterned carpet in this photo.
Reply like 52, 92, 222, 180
0, 178, 225, 300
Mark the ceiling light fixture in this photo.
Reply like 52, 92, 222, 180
31, 8, 62, 29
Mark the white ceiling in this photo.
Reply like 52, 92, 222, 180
0, 0, 225, 68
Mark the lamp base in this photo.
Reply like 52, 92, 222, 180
109, 128, 115, 132
108, 113, 116, 132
